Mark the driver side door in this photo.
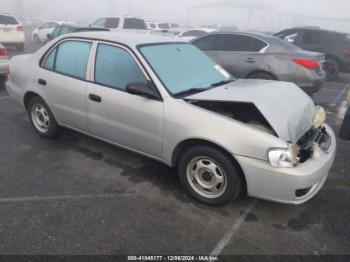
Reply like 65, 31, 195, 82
87, 42, 164, 158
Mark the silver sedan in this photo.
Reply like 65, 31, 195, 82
191, 32, 327, 95
7, 32, 336, 206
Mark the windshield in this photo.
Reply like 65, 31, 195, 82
158, 23, 170, 30
140, 43, 233, 96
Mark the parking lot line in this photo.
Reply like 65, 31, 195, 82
329, 80, 350, 107
0, 193, 133, 204
210, 199, 259, 256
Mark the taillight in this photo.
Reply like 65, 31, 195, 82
344, 48, 350, 57
292, 58, 320, 70
16, 25, 24, 31
0, 48, 8, 56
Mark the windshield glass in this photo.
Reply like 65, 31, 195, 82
0, 15, 19, 25
158, 23, 170, 29
139, 43, 232, 96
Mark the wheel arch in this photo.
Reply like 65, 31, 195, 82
24, 91, 44, 110
325, 54, 343, 68
246, 70, 277, 80
171, 138, 247, 192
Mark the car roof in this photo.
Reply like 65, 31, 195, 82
62, 31, 183, 46
277, 27, 345, 36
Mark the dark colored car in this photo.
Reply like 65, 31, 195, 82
192, 32, 326, 95
275, 27, 350, 80
47, 24, 110, 41
340, 90, 350, 140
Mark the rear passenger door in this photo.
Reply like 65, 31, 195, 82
39, 39, 93, 131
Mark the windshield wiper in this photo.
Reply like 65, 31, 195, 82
211, 78, 236, 87
174, 87, 209, 98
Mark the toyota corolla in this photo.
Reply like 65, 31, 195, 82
7, 32, 336, 206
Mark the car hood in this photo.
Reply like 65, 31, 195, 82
185, 79, 316, 143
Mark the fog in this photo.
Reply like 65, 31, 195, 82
1, 0, 350, 32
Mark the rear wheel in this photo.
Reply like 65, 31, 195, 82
0, 75, 6, 89
178, 146, 243, 206
27, 96, 60, 138
15, 43, 24, 51
248, 72, 275, 80
324, 58, 339, 81
33, 34, 40, 43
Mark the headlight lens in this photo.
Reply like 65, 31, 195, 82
268, 144, 300, 168
313, 106, 326, 128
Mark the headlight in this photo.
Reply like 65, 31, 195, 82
268, 144, 300, 168
313, 106, 326, 128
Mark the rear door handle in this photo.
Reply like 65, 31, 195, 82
38, 79, 47, 86
89, 94, 102, 103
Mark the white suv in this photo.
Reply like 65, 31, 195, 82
0, 14, 25, 51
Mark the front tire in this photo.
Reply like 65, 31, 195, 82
33, 34, 40, 43
178, 146, 243, 206
27, 96, 60, 138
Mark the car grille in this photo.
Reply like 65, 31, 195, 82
297, 127, 331, 163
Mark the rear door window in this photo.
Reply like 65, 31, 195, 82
221, 34, 253, 52
250, 38, 268, 52
0, 15, 18, 25
43, 40, 92, 80
193, 34, 225, 51
94, 44, 147, 90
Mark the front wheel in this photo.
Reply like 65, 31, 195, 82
27, 96, 60, 138
33, 34, 40, 43
178, 146, 243, 206
324, 58, 339, 81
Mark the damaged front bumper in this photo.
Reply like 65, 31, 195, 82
235, 124, 336, 204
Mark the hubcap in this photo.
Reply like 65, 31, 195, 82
186, 156, 227, 199
31, 104, 50, 133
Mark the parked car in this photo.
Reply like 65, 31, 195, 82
0, 14, 25, 51
192, 32, 327, 95
146, 22, 179, 31
339, 90, 350, 140
275, 27, 350, 80
7, 32, 336, 206
0, 43, 9, 87
47, 24, 110, 41
32, 21, 67, 43
92, 17, 147, 31
178, 28, 218, 41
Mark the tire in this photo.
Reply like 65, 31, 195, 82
27, 96, 60, 138
33, 34, 40, 43
0, 75, 6, 89
16, 43, 24, 51
324, 58, 339, 81
248, 72, 275, 80
178, 146, 243, 206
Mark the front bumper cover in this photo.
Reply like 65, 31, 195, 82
235, 124, 336, 204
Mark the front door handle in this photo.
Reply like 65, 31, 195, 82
89, 94, 102, 103
38, 79, 47, 86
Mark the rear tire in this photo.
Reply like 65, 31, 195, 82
0, 75, 6, 89
324, 58, 339, 81
27, 96, 60, 139
15, 43, 24, 51
33, 34, 40, 43
248, 72, 275, 80
178, 146, 243, 206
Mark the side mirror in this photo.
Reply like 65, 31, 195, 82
126, 82, 161, 100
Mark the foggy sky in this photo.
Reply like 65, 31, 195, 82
1, 0, 350, 32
